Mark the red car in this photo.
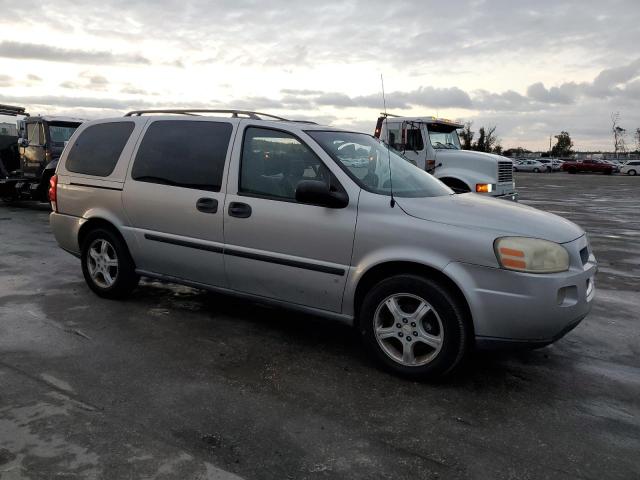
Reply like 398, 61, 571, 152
562, 159, 613, 174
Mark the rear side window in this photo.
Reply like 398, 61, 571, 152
132, 120, 232, 192
66, 122, 135, 176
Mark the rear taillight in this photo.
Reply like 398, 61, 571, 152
49, 174, 58, 212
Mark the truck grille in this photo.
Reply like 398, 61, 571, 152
498, 161, 513, 183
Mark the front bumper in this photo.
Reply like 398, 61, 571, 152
492, 182, 518, 201
444, 235, 596, 346
494, 191, 518, 202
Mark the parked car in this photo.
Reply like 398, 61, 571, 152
49, 109, 597, 379
562, 159, 613, 174
513, 159, 547, 172
620, 160, 640, 176
601, 160, 620, 173
536, 159, 563, 172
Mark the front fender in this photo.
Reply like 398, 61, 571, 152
44, 159, 58, 171
435, 167, 495, 189
342, 246, 452, 317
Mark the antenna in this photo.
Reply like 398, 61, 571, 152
381, 74, 395, 208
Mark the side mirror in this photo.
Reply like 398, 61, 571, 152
295, 180, 349, 208
18, 138, 28, 147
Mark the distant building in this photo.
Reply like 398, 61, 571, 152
575, 151, 639, 161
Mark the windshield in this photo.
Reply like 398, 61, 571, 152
48, 123, 80, 145
427, 124, 461, 150
307, 131, 453, 198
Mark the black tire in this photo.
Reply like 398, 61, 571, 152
359, 275, 470, 380
628, 169, 637, 176
533, 168, 540, 173
39, 170, 55, 202
81, 227, 139, 299
568, 167, 577, 174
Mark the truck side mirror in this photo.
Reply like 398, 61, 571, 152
18, 138, 28, 147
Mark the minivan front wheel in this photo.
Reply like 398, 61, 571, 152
81, 228, 139, 299
360, 275, 469, 379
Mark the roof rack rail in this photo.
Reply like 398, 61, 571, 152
0, 104, 28, 117
379, 112, 401, 118
123, 109, 289, 121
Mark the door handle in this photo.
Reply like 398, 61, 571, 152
228, 202, 252, 218
196, 197, 218, 213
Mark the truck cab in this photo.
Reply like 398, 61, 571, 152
1, 109, 83, 201
374, 115, 517, 200
19, 116, 83, 178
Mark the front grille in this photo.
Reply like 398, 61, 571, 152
498, 161, 513, 183
580, 247, 589, 265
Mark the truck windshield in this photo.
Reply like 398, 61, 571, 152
49, 123, 80, 145
427, 124, 461, 150
307, 131, 453, 198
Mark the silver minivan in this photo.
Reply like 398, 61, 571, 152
49, 109, 597, 379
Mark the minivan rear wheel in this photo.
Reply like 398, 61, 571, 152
81, 228, 139, 299
359, 275, 469, 380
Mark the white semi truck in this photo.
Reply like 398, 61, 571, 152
374, 114, 517, 200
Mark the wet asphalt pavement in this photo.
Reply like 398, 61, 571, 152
0, 172, 639, 479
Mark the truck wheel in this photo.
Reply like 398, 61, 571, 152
81, 228, 139, 299
568, 167, 577, 174
628, 169, 637, 176
359, 275, 470, 380
604, 170, 612, 175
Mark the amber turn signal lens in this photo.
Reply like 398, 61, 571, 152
476, 183, 493, 193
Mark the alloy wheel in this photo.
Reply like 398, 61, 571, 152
373, 293, 444, 366
87, 239, 119, 288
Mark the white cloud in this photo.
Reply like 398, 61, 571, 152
1, 0, 639, 150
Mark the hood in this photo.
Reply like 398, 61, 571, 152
397, 193, 583, 244
436, 149, 511, 163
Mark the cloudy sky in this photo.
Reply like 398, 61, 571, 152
1, 0, 639, 151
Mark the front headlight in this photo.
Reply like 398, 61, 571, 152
494, 237, 569, 273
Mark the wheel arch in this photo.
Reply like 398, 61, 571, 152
438, 177, 471, 193
78, 217, 125, 249
352, 261, 474, 336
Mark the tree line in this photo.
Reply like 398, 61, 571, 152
469, 112, 640, 158
459, 122, 502, 154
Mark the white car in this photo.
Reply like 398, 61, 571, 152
536, 159, 563, 172
513, 160, 547, 173
620, 160, 640, 176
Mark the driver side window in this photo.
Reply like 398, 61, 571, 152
239, 127, 334, 202
27, 123, 44, 145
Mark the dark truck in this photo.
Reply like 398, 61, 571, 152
0, 104, 83, 202
562, 159, 613, 175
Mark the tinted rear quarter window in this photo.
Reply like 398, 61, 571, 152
132, 120, 232, 191
66, 122, 135, 176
